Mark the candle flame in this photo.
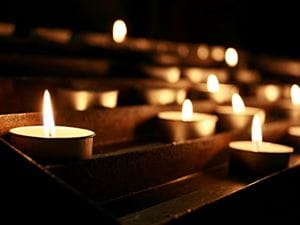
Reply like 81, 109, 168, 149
112, 19, 127, 43
291, 84, 300, 105
43, 90, 56, 137
232, 93, 245, 113
251, 114, 262, 151
207, 74, 220, 93
181, 99, 193, 121
225, 48, 238, 67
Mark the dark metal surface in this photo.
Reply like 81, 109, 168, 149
0, 104, 297, 224
0, 138, 119, 224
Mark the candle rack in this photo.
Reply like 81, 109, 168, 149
0, 102, 299, 224
2, 27, 300, 224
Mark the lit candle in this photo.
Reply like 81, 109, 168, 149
225, 48, 238, 67
183, 67, 229, 83
229, 115, 293, 174
278, 84, 300, 122
190, 74, 238, 103
253, 84, 282, 103
112, 19, 127, 44
137, 87, 186, 105
57, 88, 119, 111
288, 126, 300, 147
216, 93, 265, 130
9, 90, 95, 161
157, 99, 218, 141
140, 65, 181, 83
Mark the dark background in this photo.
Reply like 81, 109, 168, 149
1, 0, 299, 57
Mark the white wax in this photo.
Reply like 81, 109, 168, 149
157, 111, 217, 122
9, 126, 95, 139
229, 141, 293, 153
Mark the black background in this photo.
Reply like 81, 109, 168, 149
1, 0, 299, 57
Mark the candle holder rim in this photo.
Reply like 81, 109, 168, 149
195, 83, 238, 91
9, 126, 96, 140
157, 111, 218, 122
215, 105, 263, 115
229, 141, 293, 154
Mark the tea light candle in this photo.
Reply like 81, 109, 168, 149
183, 67, 229, 83
9, 90, 95, 161
137, 87, 186, 105
57, 88, 119, 111
190, 74, 238, 104
229, 115, 293, 174
157, 99, 218, 141
278, 84, 300, 122
140, 65, 181, 83
216, 93, 265, 130
253, 84, 282, 103
287, 126, 300, 150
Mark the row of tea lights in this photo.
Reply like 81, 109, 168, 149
8, 87, 300, 175
0, 20, 238, 65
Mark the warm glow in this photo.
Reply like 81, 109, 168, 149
43, 90, 56, 137
265, 85, 280, 102
178, 44, 189, 57
112, 20, 127, 43
97, 91, 118, 108
211, 46, 225, 62
207, 74, 220, 93
74, 91, 90, 111
225, 48, 238, 67
165, 67, 181, 83
197, 45, 209, 60
232, 93, 246, 113
251, 114, 262, 151
291, 84, 300, 105
181, 99, 193, 121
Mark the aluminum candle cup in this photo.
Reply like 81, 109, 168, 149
57, 88, 119, 111
0, 22, 15, 36
9, 126, 95, 161
234, 69, 261, 84
216, 106, 265, 130
229, 115, 293, 175
229, 141, 293, 174
278, 99, 300, 122
183, 68, 229, 83
157, 111, 218, 142
253, 84, 282, 103
287, 126, 300, 151
140, 65, 181, 83
277, 84, 300, 123
191, 83, 238, 104
138, 88, 186, 105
